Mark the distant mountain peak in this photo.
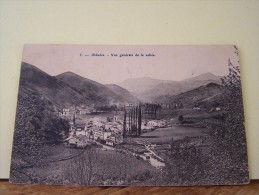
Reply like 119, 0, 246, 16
121, 76, 168, 82
206, 82, 221, 87
186, 72, 220, 81
201, 72, 219, 78
201, 72, 216, 76
62, 71, 74, 74
57, 71, 82, 77
105, 84, 139, 103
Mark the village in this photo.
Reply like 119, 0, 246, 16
61, 110, 166, 146
56, 104, 172, 167
55, 101, 213, 169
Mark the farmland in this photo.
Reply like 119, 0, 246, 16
23, 144, 158, 185
134, 126, 206, 144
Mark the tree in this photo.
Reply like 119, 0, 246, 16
163, 139, 206, 185
10, 89, 70, 183
123, 108, 126, 138
63, 147, 99, 185
137, 106, 142, 136
162, 51, 249, 185
204, 56, 249, 184
178, 115, 184, 123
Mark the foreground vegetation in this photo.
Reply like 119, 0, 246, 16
10, 88, 70, 183
160, 60, 249, 185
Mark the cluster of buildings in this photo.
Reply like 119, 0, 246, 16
160, 102, 183, 110
68, 116, 124, 147
61, 104, 168, 148
59, 107, 93, 117
146, 120, 166, 128
67, 115, 168, 148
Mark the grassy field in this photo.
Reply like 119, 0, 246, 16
24, 144, 158, 185
134, 125, 206, 144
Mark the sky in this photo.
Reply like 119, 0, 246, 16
22, 45, 239, 84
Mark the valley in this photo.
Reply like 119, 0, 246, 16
12, 62, 227, 185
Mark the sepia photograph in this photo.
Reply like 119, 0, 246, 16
10, 45, 249, 186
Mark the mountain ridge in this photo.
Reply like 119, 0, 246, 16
105, 84, 139, 103
154, 82, 223, 109
20, 62, 85, 108
20, 62, 224, 108
55, 72, 129, 106
20, 62, 140, 108
117, 72, 223, 102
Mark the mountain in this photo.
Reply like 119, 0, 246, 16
19, 63, 223, 109
117, 73, 223, 102
154, 83, 223, 109
184, 72, 221, 82
19, 62, 85, 108
105, 84, 139, 103
19, 62, 139, 109
180, 72, 222, 92
55, 72, 134, 106
117, 77, 172, 96
145, 72, 222, 101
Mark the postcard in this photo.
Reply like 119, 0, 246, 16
10, 45, 249, 186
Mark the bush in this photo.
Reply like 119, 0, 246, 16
178, 115, 184, 123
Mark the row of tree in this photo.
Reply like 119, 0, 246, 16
123, 105, 142, 137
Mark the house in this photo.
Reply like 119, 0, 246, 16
62, 108, 70, 116
86, 130, 94, 142
104, 122, 117, 130
106, 134, 123, 146
216, 107, 221, 111
107, 115, 119, 122
79, 108, 91, 115
147, 120, 166, 128
75, 130, 88, 137
171, 102, 183, 109
209, 107, 222, 112
113, 115, 119, 122
125, 103, 134, 107
160, 103, 171, 109
116, 124, 123, 131
158, 120, 166, 127
104, 122, 123, 134
141, 124, 153, 131
106, 140, 115, 146
68, 137, 80, 147
93, 121, 104, 128
93, 129, 112, 141
75, 123, 86, 131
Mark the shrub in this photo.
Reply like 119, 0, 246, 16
178, 115, 184, 123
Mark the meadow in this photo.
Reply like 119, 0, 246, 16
24, 144, 158, 185
134, 126, 206, 144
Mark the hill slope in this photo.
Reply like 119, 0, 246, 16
154, 83, 223, 109
19, 63, 138, 109
117, 73, 223, 102
105, 84, 139, 103
55, 72, 132, 106
117, 77, 172, 96
19, 62, 84, 108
